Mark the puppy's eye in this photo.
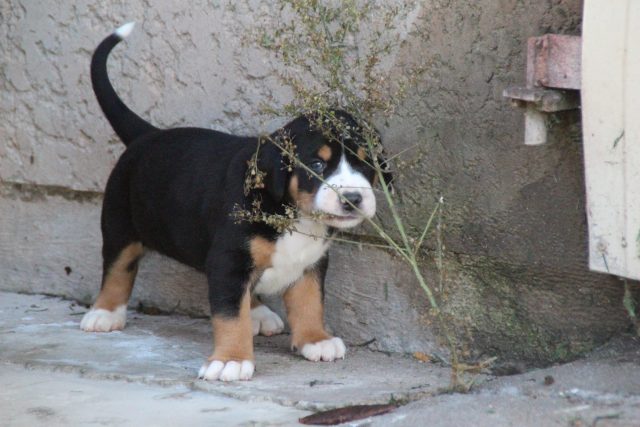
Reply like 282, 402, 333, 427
309, 159, 326, 175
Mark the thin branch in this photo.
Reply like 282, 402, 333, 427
291, 226, 398, 251
384, 143, 419, 164
413, 198, 442, 257
368, 136, 411, 252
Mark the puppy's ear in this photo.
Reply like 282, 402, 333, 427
259, 140, 288, 202
361, 125, 395, 193
373, 150, 395, 194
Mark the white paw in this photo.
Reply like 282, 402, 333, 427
198, 360, 255, 381
300, 337, 346, 362
80, 306, 127, 332
251, 305, 285, 337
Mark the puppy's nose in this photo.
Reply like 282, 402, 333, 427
341, 192, 363, 212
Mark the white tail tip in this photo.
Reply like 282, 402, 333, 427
114, 22, 135, 40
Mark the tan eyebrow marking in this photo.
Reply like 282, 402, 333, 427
318, 145, 332, 161
356, 147, 367, 160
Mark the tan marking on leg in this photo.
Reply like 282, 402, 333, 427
356, 147, 367, 160
210, 290, 254, 362
249, 236, 275, 269
283, 271, 330, 350
318, 145, 332, 161
93, 242, 143, 311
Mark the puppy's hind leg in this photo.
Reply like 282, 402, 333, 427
81, 169, 143, 332
81, 241, 143, 332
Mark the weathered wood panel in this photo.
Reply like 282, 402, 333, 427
582, 0, 640, 280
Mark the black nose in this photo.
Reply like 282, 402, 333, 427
341, 192, 363, 211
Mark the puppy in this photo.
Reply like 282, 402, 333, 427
80, 22, 386, 382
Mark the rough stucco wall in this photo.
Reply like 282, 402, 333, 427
1, 0, 637, 367
1, 0, 420, 191
0, 183, 441, 356
1, 0, 292, 191
382, 0, 639, 366
0, 0, 438, 356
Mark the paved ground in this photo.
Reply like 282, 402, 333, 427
0, 292, 639, 426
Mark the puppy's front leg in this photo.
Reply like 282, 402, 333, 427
284, 269, 346, 362
199, 251, 255, 381
250, 295, 285, 337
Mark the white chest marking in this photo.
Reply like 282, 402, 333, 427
254, 219, 330, 295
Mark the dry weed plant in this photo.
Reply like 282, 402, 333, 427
237, 0, 493, 391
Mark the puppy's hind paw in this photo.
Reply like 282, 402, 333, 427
300, 337, 346, 362
198, 360, 255, 382
80, 306, 127, 332
251, 305, 285, 337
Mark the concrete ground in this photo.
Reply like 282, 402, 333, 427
0, 292, 638, 427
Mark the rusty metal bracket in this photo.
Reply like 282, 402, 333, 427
503, 34, 581, 145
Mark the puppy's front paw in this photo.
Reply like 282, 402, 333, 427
300, 337, 346, 362
251, 305, 285, 337
198, 360, 255, 381
80, 306, 126, 332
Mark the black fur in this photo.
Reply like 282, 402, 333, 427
91, 32, 158, 145
90, 27, 383, 321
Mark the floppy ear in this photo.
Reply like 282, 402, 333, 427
361, 125, 395, 193
259, 141, 289, 202
375, 153, 395, 194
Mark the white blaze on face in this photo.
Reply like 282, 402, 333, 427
314, 154, 376, 228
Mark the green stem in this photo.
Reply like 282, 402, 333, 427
408, 253, 458, 368
369, 139, 411, 252
413, 202, 441, 257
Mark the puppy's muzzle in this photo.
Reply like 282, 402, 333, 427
340, 191, 363, 212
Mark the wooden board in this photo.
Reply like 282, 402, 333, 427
527, 34, 582, 90
582, 0, 640, 280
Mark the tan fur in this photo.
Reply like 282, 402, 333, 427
209, 290, 254, 362
249, 236, 275, 269
289, 175, 299, 199
283, 271, 330, 350
296, 191, 314, 213
289, 175, 314, 213
318, 145, 332, 161
93, 242, 143, 311
356, 146, 367, 160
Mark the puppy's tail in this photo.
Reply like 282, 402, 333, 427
91, 22, 158, 146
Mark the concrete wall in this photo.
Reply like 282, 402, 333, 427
1, 0, 637, 368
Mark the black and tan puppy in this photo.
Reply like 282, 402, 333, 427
81, 22, 384, 381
